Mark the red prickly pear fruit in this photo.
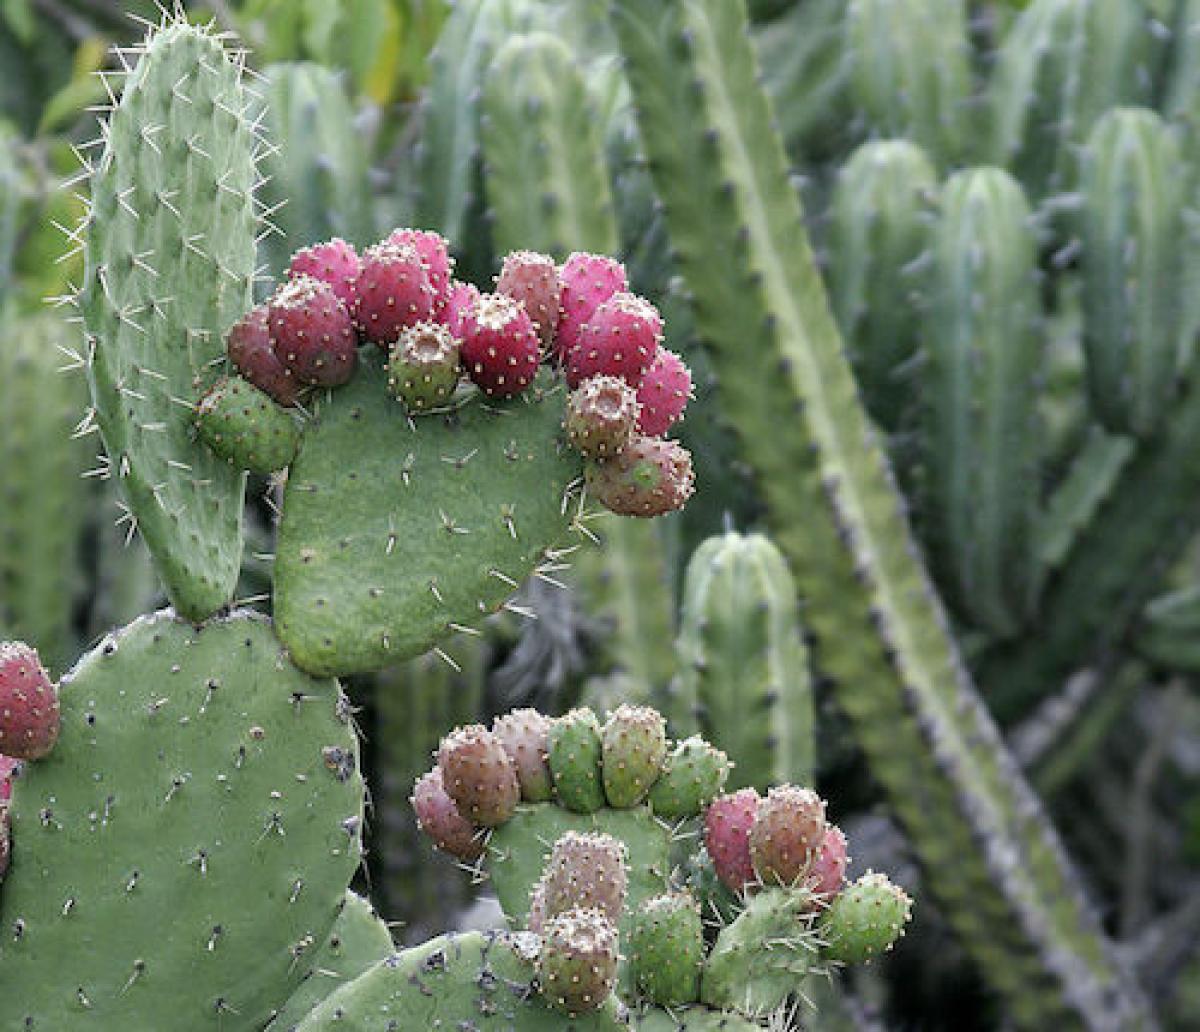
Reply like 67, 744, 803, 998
585, 436, 695, 517
460, 293, 541, 398
386, 228, 454, 315
566, 293, 662, 389
352, 241, 436, 345
227, 304, 300, 406
0, 804, 8, 879
601, 704, 668, 808
267, 275, 357, 387
411, 767, 485, 861
0, 755, 17, 803
556, 252, 627, 361
0, 643, 59, 760
636, 349, 693, 436
748, 785, 827, 887
386, 322, 460, 413
440, 280, 481, 338
541, 831, 629, 925
564, 376, 639, 460
491, 708, 553, 802
704, 788, 760, 893
806, 823, 849, 901
287, 237, 361, 309
538, 907, 619, 1016
497, 250, 560, 348
437, 724, 521, 826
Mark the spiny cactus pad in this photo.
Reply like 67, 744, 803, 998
274, 350, 581, 676
0, 611, 364, 1029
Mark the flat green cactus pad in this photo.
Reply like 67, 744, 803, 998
274, 351, 583, 676
632, 1008, 762, 1031
0, 610, 364, 1030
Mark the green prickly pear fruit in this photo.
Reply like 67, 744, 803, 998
820, 872, 913, 964
565, 375, 640, 460
585, 436, 695, 517
385, 321, 461, 413
648, 736, 730, 819
411, 767, 485, 861
0, 642, 59, 760
629, 891, 704, 1006
601, 703, 667, 807
196, 376, 301, 475
540, 830, 629, 925
748, 785, 826, 887
537, 907, 620, 1016
492, 708, 553, 802
437, 724, 521, 827
548, 707, 606, 813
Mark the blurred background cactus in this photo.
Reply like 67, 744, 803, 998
4, 0, 1200, 1028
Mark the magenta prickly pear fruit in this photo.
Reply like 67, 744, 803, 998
386, 322, 460, 413
566, 292, 662, 389
527, 876, 549, 933
386, 228, 454, 316
601, 704, 668, 808
807, 823, 850, 901
440, 280, 481, 338
492, 708, 553, 803
636, 348, 693, 436
540, 831, 629, 925
437, 724, 521, 827
820, 872, 913, 964
547, 708, 606, 813
0, 643, 59, 760
556, 252, 628, 361
352, 240, 436, 345
460, 293, 541, 398
287, 237, 361, 308
497, 250, 560, 347
748, 785, 827, 887
0, 756, 17, 803
411, 767, 485, 861
227, 303, 300, 406
267, 274, 357, 387
629, 891, 704, 1006
537, 907, 619, 1016
0, 804, 8, 880
648, 736, 730, 819
585, 436, 695, 517
704, 788, 760, 893
564, 375, 639, 460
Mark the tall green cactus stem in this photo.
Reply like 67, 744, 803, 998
0, 610, 364, 1029
920, 167, 1042, 638
1080, 107, 1186, 437
79, 19, 254, 621
610, 1, 1152, 1027
257, 63, 374, 277
0, 313, 89, 670
845, 0, 972, 167
274, 353, 581, 676
482, 32, 618, 261
670, 532, 814, 789
828, 140, 937, 433
988, 0, 1151, 204
0, 127, 19, 306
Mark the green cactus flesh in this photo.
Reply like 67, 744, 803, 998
0, 610, 364, 1030
274, 350, 582, 676
79, 20, 254, 621
631, 1009, 761, 1032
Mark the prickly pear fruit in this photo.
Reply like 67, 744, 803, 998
0, 756, 16, 802
0, 756, 13, 878
704, 788, 760, 893
527, 876, 549, 933
537, 908, 619, 1016
566, 293, 661, 388
492, 708, 553, 802
437, 724, 521, 827
352, 240, 436, 345
629, 892, 704, 1006
540, 831, 629, 925
585, 436, 695, 517
386, 322, 460, 412
648, 736, 730, 819
636, 348, 692, 436
497, 250, 560, 347
0, 642, 58, 760
440, 280, 481, 338
820, 872, 913, 964
267, 274, 357, 387
749, 785, 827, 887
556, 252, 628, 360
564, 376, 639, 459
412, 767, 485, 861
386, 228, 454, 315
807, 824, 849, 900
196, 376, 300, 474
601, 704, 667, 807
288, 237, 361, 308
227, 304, 299, 406
547, 708, 606, 813
460, 293, 541, 398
